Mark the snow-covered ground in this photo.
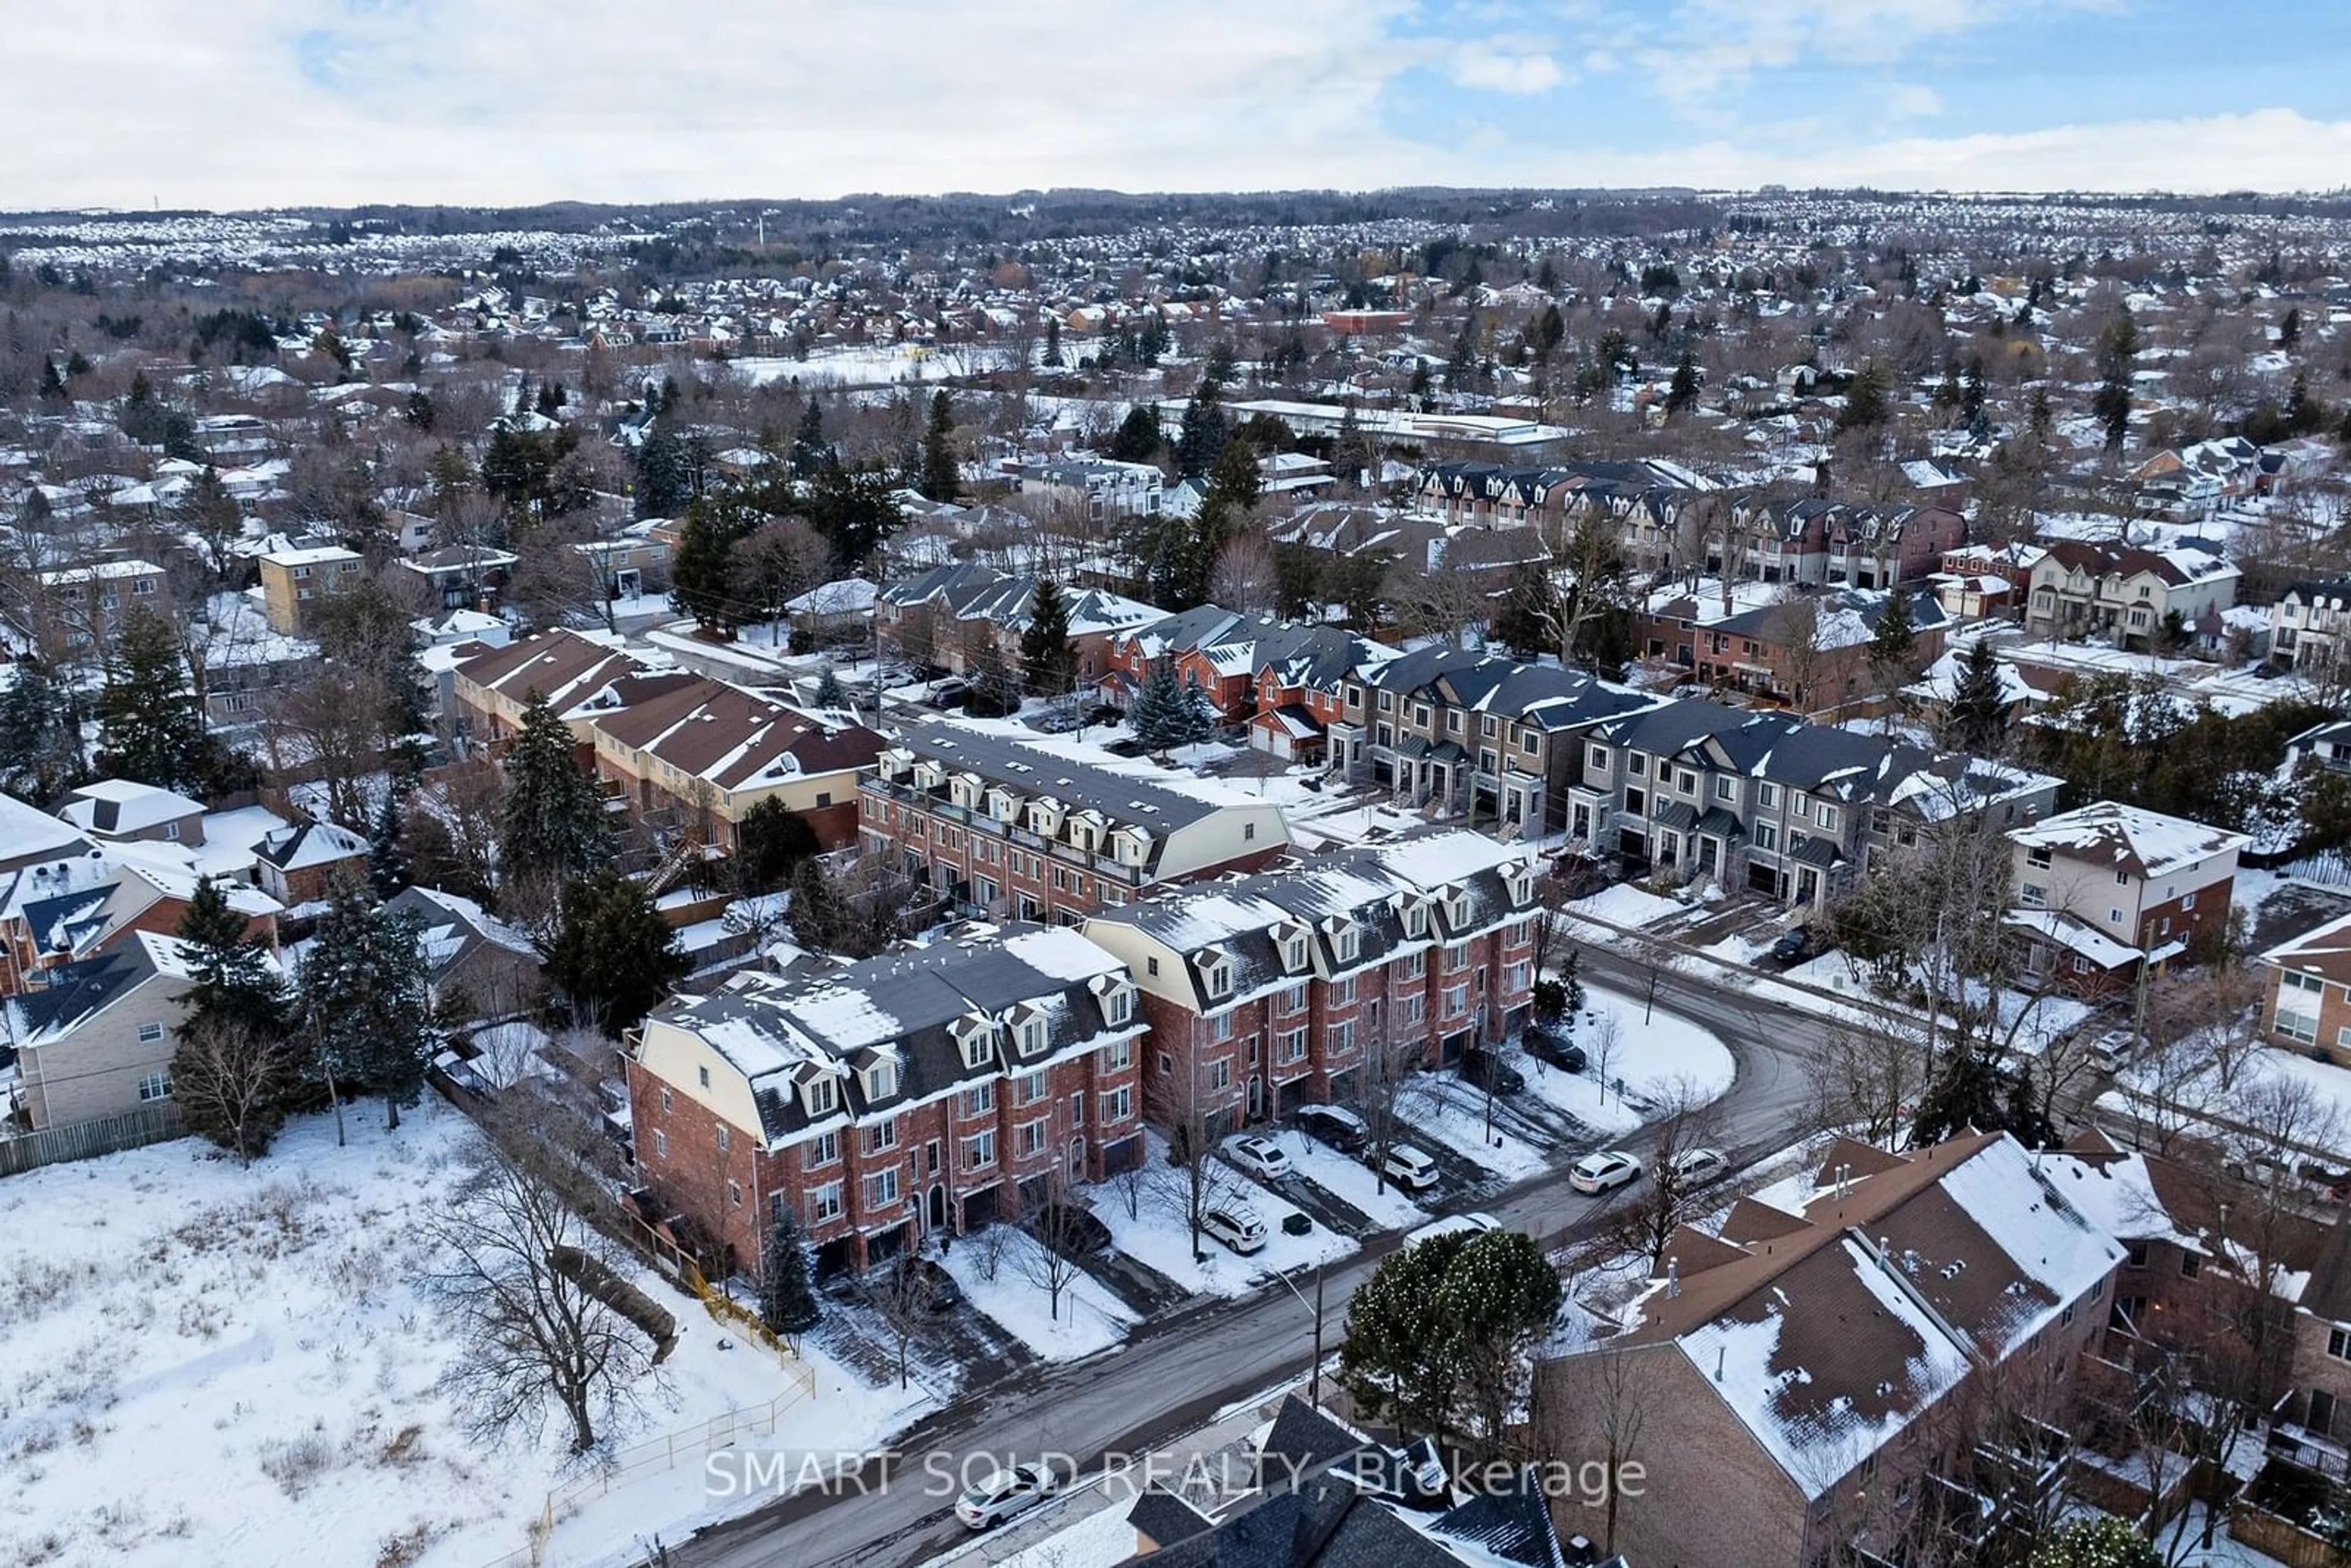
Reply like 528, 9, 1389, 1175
0, 1098, 931, 1568
1270, 1132, 1430, 1229
933, 1229, 1134, 1362
1513, 983, 1739, 1138
1084, 1133, 1353, 1299
1403, 1079, 1551, 1179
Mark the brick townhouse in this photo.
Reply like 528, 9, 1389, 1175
627, 925, 1147, 1274
1538, 1133, 2123, 1568
875, 562, 1160, 684
2260, 907, 2351, 1055
2005, 801, 2247, 992
1570, 700, 2061, 910
1633, 582, 1951, 717
1713, 496, 1967, 590
1335, 644, 1665, 836
1079, 830, 1542, 1133
1102, 608, 1398, 759
860, 724, 1288, 925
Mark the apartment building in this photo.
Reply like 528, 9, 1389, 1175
1335, 645, 1662, 837
257, 544, 366, 636
1569, 700, 2060, 910
584, 675, 885, 850
29, 557, 168, 654
2023, 541, 2240, 650
626, 925, 1146, 1273
2006, 801, 2246, 990
1079, 830, 1541, 1131
2260, 909, 2351, 1054
860, 724, 1288, 925
1537, 1133, 2123, 1568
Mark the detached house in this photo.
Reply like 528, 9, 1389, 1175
2257, 909, 2351, 1055
861, 724, 1288, 925
252, 818, 372, 907
1081, 830, 1541, 1132
2270, 577, 2351, 675
626, 925, 1146, 1274
2006, 801, 2246, 991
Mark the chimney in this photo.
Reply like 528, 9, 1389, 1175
1666, 1256, 1680, 1298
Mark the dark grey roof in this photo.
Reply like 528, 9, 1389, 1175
883, 721, 1232, 836
8, 940, 164, 1045
1128, 1488, 1215, 1548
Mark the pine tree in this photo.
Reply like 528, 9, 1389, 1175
812, 664, 847, 708
169, 877, 300, 1160
300, 891, 435, 1131
1944, 638, 2011, 756
1835, 362, 1891, 431
368, 788, 411, 899
1041, 317, 1063, 368
38, 357, 67, 402
541, 868, 689, 1034
789, 399, 830, 478
2281, 306, 2303, 348
1664, 348, 1700, 416
920, 391, 960, 502
1178, 675, 1218, 746
1869, 591, 1917, 675
760, 1212, 822, 1341
1019, 579, 1078, 696
632, 416, 692, 518
498, 692, 613, 888
669, 498, 748, 633
1108, 405, 1162, 465
1173, 384, 1226, 477
178, 874, 288, 1033
96, 607, 211, 795
0, 657, 88, 805
1126, 655, 1194, 754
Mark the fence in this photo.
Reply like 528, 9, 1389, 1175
0, 1103, 184, 1178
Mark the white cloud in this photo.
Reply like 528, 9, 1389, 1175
1881, 82, 1946, 119
1449, 46, 1567, 94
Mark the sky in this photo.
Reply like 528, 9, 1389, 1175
6, 0, 2349, 210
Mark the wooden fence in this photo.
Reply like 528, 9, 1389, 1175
0, 1103, 184, 1178
2229, 1501, 2349, 1568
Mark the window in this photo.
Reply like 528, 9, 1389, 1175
1752, 823, 1778, 852
727, 1179, 743, 1208
1326, 1021, 1355, 1053
1758, 782, 1780, 809
1018, 1015, 1049, 1056
659, 1087, 674, 1114
136, 1070, 171, 1103
1678, 770, 1697, 794
863, 1060, 897, 1101
1398, 951, 1425, 981
1101, 1085, 1133, 1123
861, 1123, 897, 1155
805, 1076, 838, 1115
2126, 1240, 2149, 1267
1624, 787, 1646, 816
1628, 753, 1648, 778
2181, 1253, 2202, 1280
1107, 1038, 1133, 1071
809, 1182, 844, 1224
1444, 943, 1469, 971
1017, 1073, 1048, 1105
1815, 803, 1837, 831
137, 1021, 164, 1043
1588, 745, 1608, 770
1278, 1027, 1308, 1063
1209, 1010, 1235, 1042
716, 1124, 731, 1154
962, 1083, 995, 1116
1070, 1092, 1084, 1127
1715, 777, 1735, 802
1244, 822, 1256, 842
2019, 882, 2047, 907
1281, 983, 1308, 1013
865, 1169, 901, 1207
1210, 1059, 1232, 1091
2328, 1326, 2351, 1362
1442, 985, 1469, 1018
2109, 908, 2124, 926
697, 1065, 711, 1089
2027, 846, 2053, 868
1505, 961, 1530, 992
1018, 1120, 1047, 1157
1147, 956, 1160, 977
808, 1131, 839, 1167
652, 1128, 668, 1159
964, 1131, 997, 1170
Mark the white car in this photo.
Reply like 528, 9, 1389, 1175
955, 1461, 1058, 1529
2087, 1029, 2136, 1074
1660, 1146, 1727, 1185
1374, 1144, 1441, 1192
1569, 1149, 1641, 1195
1201, 1205, 1270, 1255
1225, 1134, 1295, 1182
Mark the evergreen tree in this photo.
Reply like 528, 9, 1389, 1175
498, 691, 613, 888
171, 880, 297, 1165
632, 415, 693, 518
1944, 638, 2011, 756
38, 357, 67, 402
668, 497, 751, 632
802, 458, 903, 571
1664, 348, 1701, 416
1041, 317, 1063, 368
760, 1212, 822, 1341
920, 391, 961, 502
2281, 306, 2303, 348
96, 607, 211, 795
541, 867, 689, 1034
812, 664, 847, 708
1108, 405, 1163, 465
732, 797, 820, 893
1127, 655, 1212, 753
1338, 1228, 1562, 1451
789, 399, 830, 478
119, 369, 169, 445
1869, 591, 1917, 676
1560, 945, 1586, 1015
1834, 362, 1891, 431
301, 891, 435, 1130
368, 787, 411, 899
1173, 383, 1227, 476
0, 656, 88, 805
178, 874, 288, 1033
2026, 1517, 2160, 1568
1330, 397, 1374, 487
1019, 578, 1078, 696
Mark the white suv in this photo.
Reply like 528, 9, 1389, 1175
1201, 1205, 1269, 1255
1374, 1144, 1440, 1192
1569, 1149, 1641, 1195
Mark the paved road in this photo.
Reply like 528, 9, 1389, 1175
664, 961, 1826, 1568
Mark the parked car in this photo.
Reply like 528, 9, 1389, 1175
1569, 1149, 1642, 1195
901, 1256, 964, 1312
1461, 1048, 1525, 1095
1294, 1104, 1368, 1155
1224, 1133, 1295, 1181
1201, 1204, 1270, 1255
954, 1461, 1058, 1529
1768, 927, 1822, 965
1660, 1146, 1728, 1185
2086, 1029, 2136, 1074
1029, 1201, 1112, 1256
1374, 1144, 1441, 1193
926, 678, 970, 709
1524, 1027, 1587, 1072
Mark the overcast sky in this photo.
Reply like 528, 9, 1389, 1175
8, 0, 2349, 209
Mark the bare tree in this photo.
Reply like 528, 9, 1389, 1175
1016, 1172, 1089, 1324
1349, 1025, 1428, 1196
1811, 1013, 1930, 1150
1615, 1078, 1731, 1270
170, 1012, 306, 1165
425, 1117, 667, 1455
865, 1254, 937, 1392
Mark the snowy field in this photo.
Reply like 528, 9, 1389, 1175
0, 1098, 930, 1568
934, 1229, 1135, 1363
1084, 1133, 1352, 1299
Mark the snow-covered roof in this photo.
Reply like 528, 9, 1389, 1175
2009, 800, 2249, 879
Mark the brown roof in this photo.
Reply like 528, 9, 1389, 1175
456, 628, 654, 711
591, 676, 884, 790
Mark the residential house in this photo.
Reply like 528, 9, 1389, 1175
584, 676, 887, 850
1337, 645, 1663, 837
1537, 1133, 2123, 1568
1244, 622, 1397, 764
1081, 830, 1541, 1131
7, 932, 285, 1130
2270, 577, 2351, 675
877, 563, 1160, 684
252, 817, 372, 907
1019, 457, 1164, 521
1636, 583, 1951, 716
2257, 908, 2351, 1054
0, 792, 92, 877
2007, 802, 2248, 992
257, 544, 366, 636
626, 925, 1146, 1273
396, 544, 517, 612
384, 884, 544, 1026
1570, 700, 2060, 909
2284, 718, 2351, 778
861, 724, 1288, 926
28, 557, 167, 655
2130, 438, 2262, 520
0, 851, 279, 996
1716, 497, 1967, 590
2023, 541, 2240, 651
57, 779, 207, 849
451, 628, 691, 752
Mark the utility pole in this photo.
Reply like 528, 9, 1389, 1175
1311, 1261, 1325, 1409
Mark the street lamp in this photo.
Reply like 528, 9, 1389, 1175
1272, 1261, 1329, 1409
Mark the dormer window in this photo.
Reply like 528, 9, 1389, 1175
1500, 860, 1535, 907
1442, 886, 1472, 932
1016, 1008, 1050, 1057
954, 1015, 993, 1069
1400, 899, 1429, 940
1198, 951, 1232, 999
861, 1060, 897, 1102
1092, 975, 1135, 1027
1275, 921, 1310, 973
804, 1076, 838, 1117
1322, 915, 1359, 966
